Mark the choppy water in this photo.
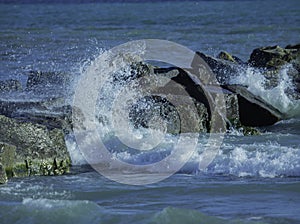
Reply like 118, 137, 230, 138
1, 1, 300, 223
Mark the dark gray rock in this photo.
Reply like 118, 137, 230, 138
248, 45, 300, 70
26, 70, 71, 89
0, 79, 22, 92
0, 98, 72, 132
129, 95, 208, 134
223, 85, 283, 126
193, 51, 243, 85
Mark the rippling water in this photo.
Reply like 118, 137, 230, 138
0, 1, 300, 223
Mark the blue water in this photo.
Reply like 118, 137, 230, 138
0, 1, 300, 223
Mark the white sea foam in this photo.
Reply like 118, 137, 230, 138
203, 141, 300, 178
230, 65, 300, 118
68, 50, 300, 178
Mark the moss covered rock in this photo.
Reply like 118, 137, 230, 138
0, 163, 7, 184
217, 51, 244, 65
248, 45, 300, 69
0, 115, 71, 183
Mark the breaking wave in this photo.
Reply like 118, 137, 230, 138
230, 64, 300, 118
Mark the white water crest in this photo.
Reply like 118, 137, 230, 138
68, 42, 300, 180
230, 64, 300, 118
71, 40, 228, 184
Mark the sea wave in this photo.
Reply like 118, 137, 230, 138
0, 198, 104, 224
67, 131, 300, 178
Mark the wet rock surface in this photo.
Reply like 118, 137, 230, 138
0, 115, 71, 184
0, 44, 299, 183
0, 79, 22, 92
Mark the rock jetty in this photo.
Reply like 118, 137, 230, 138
0, 43, 299, 184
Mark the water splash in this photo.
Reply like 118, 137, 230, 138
230, 64, 300, 118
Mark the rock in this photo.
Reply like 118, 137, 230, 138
0, 79, 22, 92
129, 95, 208, 134
217, 51, 245, 65
0, 163, 7, 184
153, 67, 244, 133
285, 44, 300, 50
26, 70, 71, 88
240, 126, 261, 136
0, 98, 72, 132
0, 115, 71, 183
153, 67, 212, 131
0, 142, 16, 179
193, 51, 243, 85
26, 70, 72, 97
152, 67, 241, 133
248, 45, 300, 69
223, 85, 283, 126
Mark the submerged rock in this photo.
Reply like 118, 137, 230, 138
0, 115, 71, 183
26, 70, 71, 90
0, 79, 22, 92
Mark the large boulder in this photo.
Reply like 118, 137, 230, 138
153, 67, 241, 132
129, 95, 209, 134
248, 45, 300, 70
248, 45, 300, 98
0, 115, 71, 183
193, 51, 243, 85
223, 85, 283, 126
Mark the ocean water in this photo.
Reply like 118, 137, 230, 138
1, 0, 300, 223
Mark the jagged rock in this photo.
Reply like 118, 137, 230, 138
217, 51, 245, 65
248, 45, 300, 69
0, 98, 72, 132
0, 115, 71, 183
0, 142, 16, 182
129, 95, 208, 134
0, 79, 22, 92
0, 163, 7, 184
153, 67, 240, 132
223, 85, 283, 126
192, 51, 244, 85
285, 44, 300, 50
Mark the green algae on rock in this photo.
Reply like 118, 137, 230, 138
249, 45, 300, 69
0, 115, 71, 184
